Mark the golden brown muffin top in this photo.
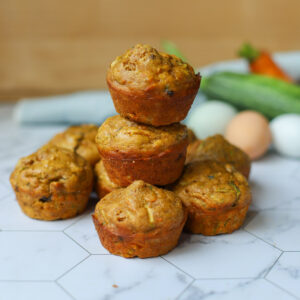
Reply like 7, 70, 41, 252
96, 115, 187, 154
173, 160, 251, 212
48, 124, 100, 166
94, 160, 119, 190
194, 135, 250, 173
108, 44, 199, 94
94, 180, 185, 233
10, 145, 93, 196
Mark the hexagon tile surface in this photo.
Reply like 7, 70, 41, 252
266, 252, 300, 299
245, 210, 300, 251
64, 210, 109, 254
0, 231, 89, 280
58, 255, 193, 300
163, 231, 281, 279
1, 105, 300, 300
178, 278, 296, 300
0, 282, 72, 300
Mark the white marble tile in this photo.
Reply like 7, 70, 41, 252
0, 282, 72, 300
245, 211, 300, 251
0, 156, 19, 186
0, 195, 85, 231
64, 211, 109, 254
178, 278, 296, 300
163, 231, 281, 279
250, 153, 300, 210
267, 252, 300, 299
0, 135, 40, 159
0, 181, 10, 200
0, 231, 89, 280
59, 255, 192, 300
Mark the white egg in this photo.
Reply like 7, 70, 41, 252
187, 100, 237, 139
270, 114, 300, 158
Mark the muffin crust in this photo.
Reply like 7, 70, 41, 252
96, 115, 188, 186
107, 44, 200, 126
48, 124, 100, 166
173, 160, 251, 235
10, 145, 93, 220
93, 180, 187, 258
193, 135, 251, 178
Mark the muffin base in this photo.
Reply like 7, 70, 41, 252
92, 211, 187, 258
107, 76, 200, 127
99, 142, 187, 187
185, 205, 250, 235
14, 188, 91, 221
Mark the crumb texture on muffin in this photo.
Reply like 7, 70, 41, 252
96, 115, 187, 155
174, 160, 251, 212
48, 124, 100, 166
108, 44, 199, 93
93, 180, 187, 258
95, 180, 185, 233
106, 44, 200, 126
193, 134, 251, 178
173, 160, 251, 235
10, 145, 93, 220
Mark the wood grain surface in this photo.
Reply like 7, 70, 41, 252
1, 0, 300, 100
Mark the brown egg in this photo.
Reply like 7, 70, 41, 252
225, 110, 272, 160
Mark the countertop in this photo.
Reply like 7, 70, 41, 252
0, 104, 299, 300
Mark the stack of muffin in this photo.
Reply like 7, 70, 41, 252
10, 44, 252, 260
92, 44, 200, 257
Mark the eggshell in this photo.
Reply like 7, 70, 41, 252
187, 100, 237, 139
225, 110, 272, 160
270, 114, 300, 158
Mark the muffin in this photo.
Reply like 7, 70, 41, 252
186, 139, 202, 165
192, 135, 251, 178
92, 180, 187, 258
107, 44, 201, 126
94, 160, 120, 198
173, 160, 251, 235
96, 115, 188, 186
48, 124, 100, 166
10, 145, 93, 220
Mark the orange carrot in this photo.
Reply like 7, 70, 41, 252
238, 43, 293, 83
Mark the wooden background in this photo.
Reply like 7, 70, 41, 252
1, 0, 300, 101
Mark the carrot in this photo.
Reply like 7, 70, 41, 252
238, 43, 293, 83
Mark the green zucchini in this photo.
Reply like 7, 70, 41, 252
200, 72, 300, 118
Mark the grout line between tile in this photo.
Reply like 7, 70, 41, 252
243, 228, 283, 252
160, 256, 195, 280
56, 281, 77, 300
263, 252, 283, 279
63, 231, 92, 255
175, 278, 195, 300
55, 254, 91, 282
265, 278, 300, 300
